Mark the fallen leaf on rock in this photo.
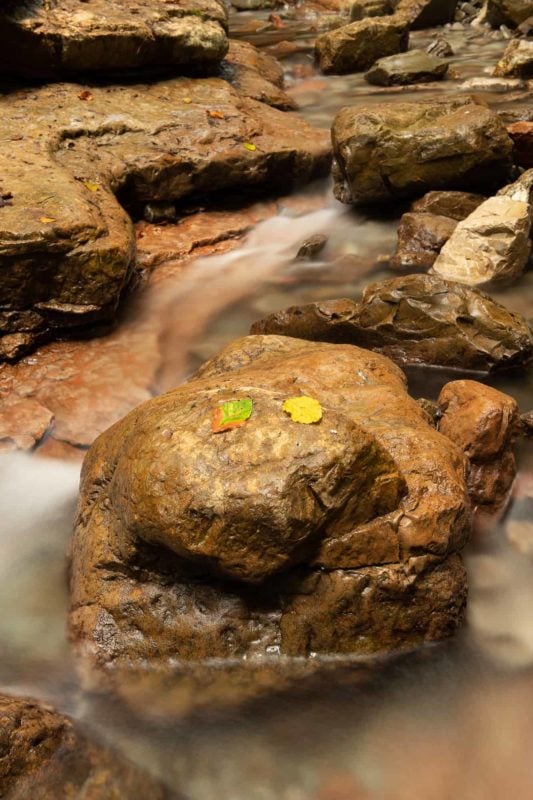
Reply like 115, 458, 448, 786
83, 181, 100, 192
78, 90, 93, 101
39, 216, 55, 223
212, 397, 253, 433
282, 396, 323, 424
243, 143, 257, 152
208, 110, 225, 120
182, 97, 193, 104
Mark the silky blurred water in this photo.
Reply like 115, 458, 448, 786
1, 11, 533, 800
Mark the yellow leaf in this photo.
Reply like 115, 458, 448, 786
83, 181, 100, 192
182, 97, 193, 104
243, 142, 256, 152
39, 216, 55, 223
282, 396, 322, 424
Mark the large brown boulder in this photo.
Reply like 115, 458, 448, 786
487, 0, 533, 27
250, 275, 533, 372
0, 0, 228, 79
331, 98, 514, 206
315, 16, 409, 75
0, 693, 177, 799
431, 171, 533, 287
438, 381, 520, 509
0, 75, 330, 362
70, 336, 469, 670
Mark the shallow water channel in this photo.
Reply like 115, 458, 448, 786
1, 10, 533, 800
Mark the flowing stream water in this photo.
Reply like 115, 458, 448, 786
1, 10, 533, 799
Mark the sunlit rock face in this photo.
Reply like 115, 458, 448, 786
331, 98, 513, 206
0, 693, 176, 800
0, 70, 330, 362
315, 16, 409, 75
0, 0, 229, 79
70, 336, 469, 670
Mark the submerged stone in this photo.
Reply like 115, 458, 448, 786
250, 275, 533, 372
70, 336, 469, 669
331, 98, 513, 206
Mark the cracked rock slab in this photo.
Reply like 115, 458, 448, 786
0, 75, 330, 361
0, 0, 229, 79
250, 275, 533, 372
69, 336, 469, 670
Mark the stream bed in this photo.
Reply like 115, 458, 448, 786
1, 7, 533, 799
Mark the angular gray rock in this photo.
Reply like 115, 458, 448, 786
315, 16, 409, 75
0, 0, 229, 79
365, 49, 449, 85
331, 98, 514, 206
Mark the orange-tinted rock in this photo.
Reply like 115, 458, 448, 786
507, 121, 533, 168
69, 336, 469, 671
438, 380, 520, 508
0, 693, 177, 800
390, 212, 457, 271
251, 275, 533, 372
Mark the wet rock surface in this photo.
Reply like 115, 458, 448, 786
494, 39, 533, 78
0, 693, 176, 799
390, 212, 458, 271
350, 0, 394, 20
507, 121, 533, 168
432, 172, 533, 287
315, 16, 409, 75
331, 99, 514, 206
0, 71, 329, 361
395, 0, 459, 28
365, 49, 449, 85
438, 380, 520, 508
0, 0, 229, 79
487, 0, 533, 27
391, 191, 486, 271
251, 275, 533, 372
70, 335, 469, 669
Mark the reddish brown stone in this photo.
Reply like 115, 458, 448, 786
507, 121, 533, 169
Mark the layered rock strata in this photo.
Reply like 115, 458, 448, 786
0, 73, 330, 362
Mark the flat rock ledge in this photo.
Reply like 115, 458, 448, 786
0, 0, 229, 79
69, 336, 469, 675
0, 74, 330, 362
